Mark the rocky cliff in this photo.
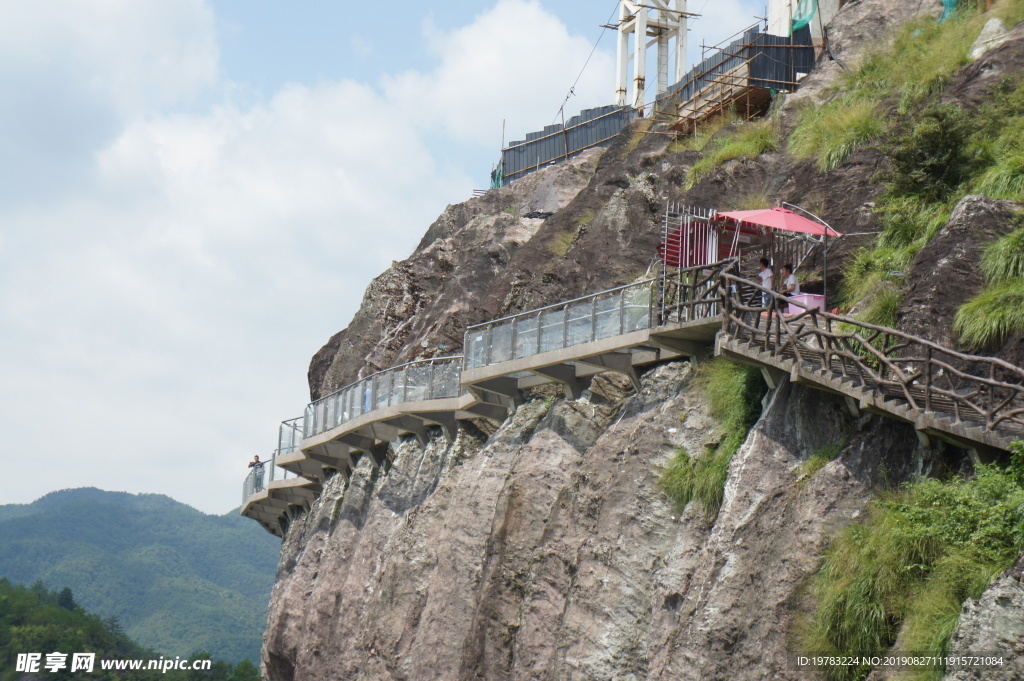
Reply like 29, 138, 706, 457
264, 1, 1024, 679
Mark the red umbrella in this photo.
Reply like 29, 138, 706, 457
717, 207, 842, 237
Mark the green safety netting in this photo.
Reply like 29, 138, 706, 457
489, 160, 504, 189
940, 0, 959, 21
790, 0, 818, 34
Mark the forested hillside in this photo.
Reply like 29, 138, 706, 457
0, 488, 277, 664
0, 579, 259, 681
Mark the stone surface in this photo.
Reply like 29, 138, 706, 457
970, 18, 1011, 60
898, 194, 1023, 357
263, 363, 923, 681
941, 554, 1024, 681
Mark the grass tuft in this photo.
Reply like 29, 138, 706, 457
954, 278, 1024, 349
789, 100, 887, 171
806, 453, 1024, 681
685, 119, 781, 189
981, 223, 1024, 283
667, 111, 737, 154
796, 442, 845, 485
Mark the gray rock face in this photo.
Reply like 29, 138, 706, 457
941, 556, 1024, 681
898, 194, 1022, 356
970, 18, 1011, 60
262, 363, 922, 680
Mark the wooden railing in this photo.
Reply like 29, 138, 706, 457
720, 273, 1024, 436
657, 258, 740, 326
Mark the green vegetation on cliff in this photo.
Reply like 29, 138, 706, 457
660, 360, 766, 516
0, 488, 278, 664
806, 443, 1024, 681
0, 579, 258, 681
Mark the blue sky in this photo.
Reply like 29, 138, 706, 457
0, 0, 760, 515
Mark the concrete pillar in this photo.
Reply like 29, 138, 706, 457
615, 1, 631, 106
633, 6, 647, 110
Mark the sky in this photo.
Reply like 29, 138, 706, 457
0, 0, 761, 515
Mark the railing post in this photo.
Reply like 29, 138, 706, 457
428, 363, 435, 399
485, 326, 493, 366
989, 362, 996, 429
562, 305, 568, 349
925, 346, 932, 413
536, 311, 542, 355
590, 298, 597, 342
618, 290, 626, 335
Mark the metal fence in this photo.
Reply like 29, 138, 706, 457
499, 104, 637, 185
464, 280, 654, 370
303, 357, 464, 439
665, 25, 815, 104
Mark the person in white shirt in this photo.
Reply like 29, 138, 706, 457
757, 258, 774, 307
781, 264, 800, 297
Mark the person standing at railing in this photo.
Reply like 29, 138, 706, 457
780, 264, 800, 297
248, 455, 265, 492
757, 258, 774, 308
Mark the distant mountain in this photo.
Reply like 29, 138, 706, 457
0, 488, 279, 664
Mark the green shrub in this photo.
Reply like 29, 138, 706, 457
806, 456, 1024, 681
884, 104, 974, 202
789, 100, 887, 171
686, 119, 780, 188
659, 360, 767, 516
981, 223, 1024, 282
954, 278, 1024, 348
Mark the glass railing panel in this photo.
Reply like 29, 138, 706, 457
465, 328, 488, 369
539, 308, 566, 354
566, 301, 594, 346
593, 292, 622, 340
405, 364, 429, 403
433, 361, 460, 397
391, 368, 408, 404
623, 286, 651, 332
515, 315, 539, 359
375, 373, 392, 410
490, 322, 513, 364
303, 404, 315, 438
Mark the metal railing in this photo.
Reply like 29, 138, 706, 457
241, 446, 296, 506
721, 273, 1024, 437
463, 280, 655, 371
278, 417, 304, 456
303, 357, 464, 439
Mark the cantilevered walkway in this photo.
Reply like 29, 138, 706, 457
243, 260, 1024, 536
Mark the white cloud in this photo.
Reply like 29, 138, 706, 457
0, 0, 619, 514
385, 0, 615, 144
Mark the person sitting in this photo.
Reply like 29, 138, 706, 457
757, 258, 774, 307
780, 264, 800, 297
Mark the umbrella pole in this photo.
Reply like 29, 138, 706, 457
824, 231, 828, 307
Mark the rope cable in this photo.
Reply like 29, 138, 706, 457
552, 0, 623, 123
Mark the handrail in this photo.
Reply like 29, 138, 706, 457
466, 279, 658, 332
309, 355, 464, 407
720, 273, 1024, 435
303, 355, 464, 439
